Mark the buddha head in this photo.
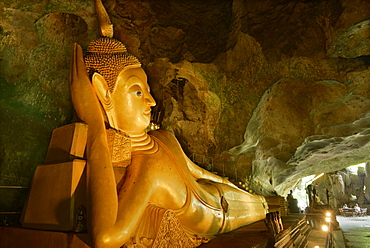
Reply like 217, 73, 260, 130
84, 37, 156, 135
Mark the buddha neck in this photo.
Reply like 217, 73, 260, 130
106, 128, 157, 154
129, 131, 156, 152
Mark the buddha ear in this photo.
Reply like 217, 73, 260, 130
92, 72, 112, 109
92, 72, 117, 128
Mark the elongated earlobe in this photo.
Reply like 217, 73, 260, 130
92, 73, 113, 109
92, 72, 116, 128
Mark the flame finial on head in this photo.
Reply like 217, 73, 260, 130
95, 0, 113, 38
85, 0, 141, 92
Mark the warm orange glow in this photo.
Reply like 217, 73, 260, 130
322, 224, 329, 232
312, 173, 324, 182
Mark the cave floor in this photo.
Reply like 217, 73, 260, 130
337, 215, 370, 248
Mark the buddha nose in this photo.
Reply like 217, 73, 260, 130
146, 92, 156, 107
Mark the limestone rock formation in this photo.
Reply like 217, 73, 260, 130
312, 163, 370, 209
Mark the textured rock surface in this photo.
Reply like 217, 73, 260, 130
1, 0, 370, 214
312, 163, 370, 209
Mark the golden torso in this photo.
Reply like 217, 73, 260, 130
123, 129, 225, 235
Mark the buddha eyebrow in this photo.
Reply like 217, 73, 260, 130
129, 82, 150, 91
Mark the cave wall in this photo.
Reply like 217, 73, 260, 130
1, 0, 370, 214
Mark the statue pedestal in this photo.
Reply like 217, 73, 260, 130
265, 196, 288, 216
21, 123, 88, 232
200, 218, 273, 248
21, 159, 87, 231
0, 226, 90, 248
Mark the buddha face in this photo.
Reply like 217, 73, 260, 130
110, 67, 156, 134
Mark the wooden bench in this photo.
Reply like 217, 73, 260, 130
339, 208, 356, 217
339, 208, 367, 217
359, 208, 367, 217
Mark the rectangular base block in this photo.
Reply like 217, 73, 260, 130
21, 159, 86, 231
44, 123, 88, 164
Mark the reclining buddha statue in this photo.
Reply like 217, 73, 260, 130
68, 1, 269, 247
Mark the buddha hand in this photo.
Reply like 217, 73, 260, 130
70, 43, 105, 129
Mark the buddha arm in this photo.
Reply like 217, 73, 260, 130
90, 159, 153, 248
185, 156, 238, 189
71, 43, 139, 248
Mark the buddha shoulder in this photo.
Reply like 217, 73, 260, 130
149, 129, 183, 149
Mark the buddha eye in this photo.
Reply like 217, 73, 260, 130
130, 91, 143, 97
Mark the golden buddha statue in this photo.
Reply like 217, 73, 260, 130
68, 1, 268, 247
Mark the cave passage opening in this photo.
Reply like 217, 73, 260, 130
291, 163, 367, 212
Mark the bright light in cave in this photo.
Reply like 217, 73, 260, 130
292, 175, 316, 212
347, 162, 366, 174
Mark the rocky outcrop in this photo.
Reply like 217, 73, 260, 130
312, 163, 370, 209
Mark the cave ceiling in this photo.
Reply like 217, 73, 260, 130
1, 0, 370, 198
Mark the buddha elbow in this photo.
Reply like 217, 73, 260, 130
92, 234, 117, 248
92, 231, 127, 248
